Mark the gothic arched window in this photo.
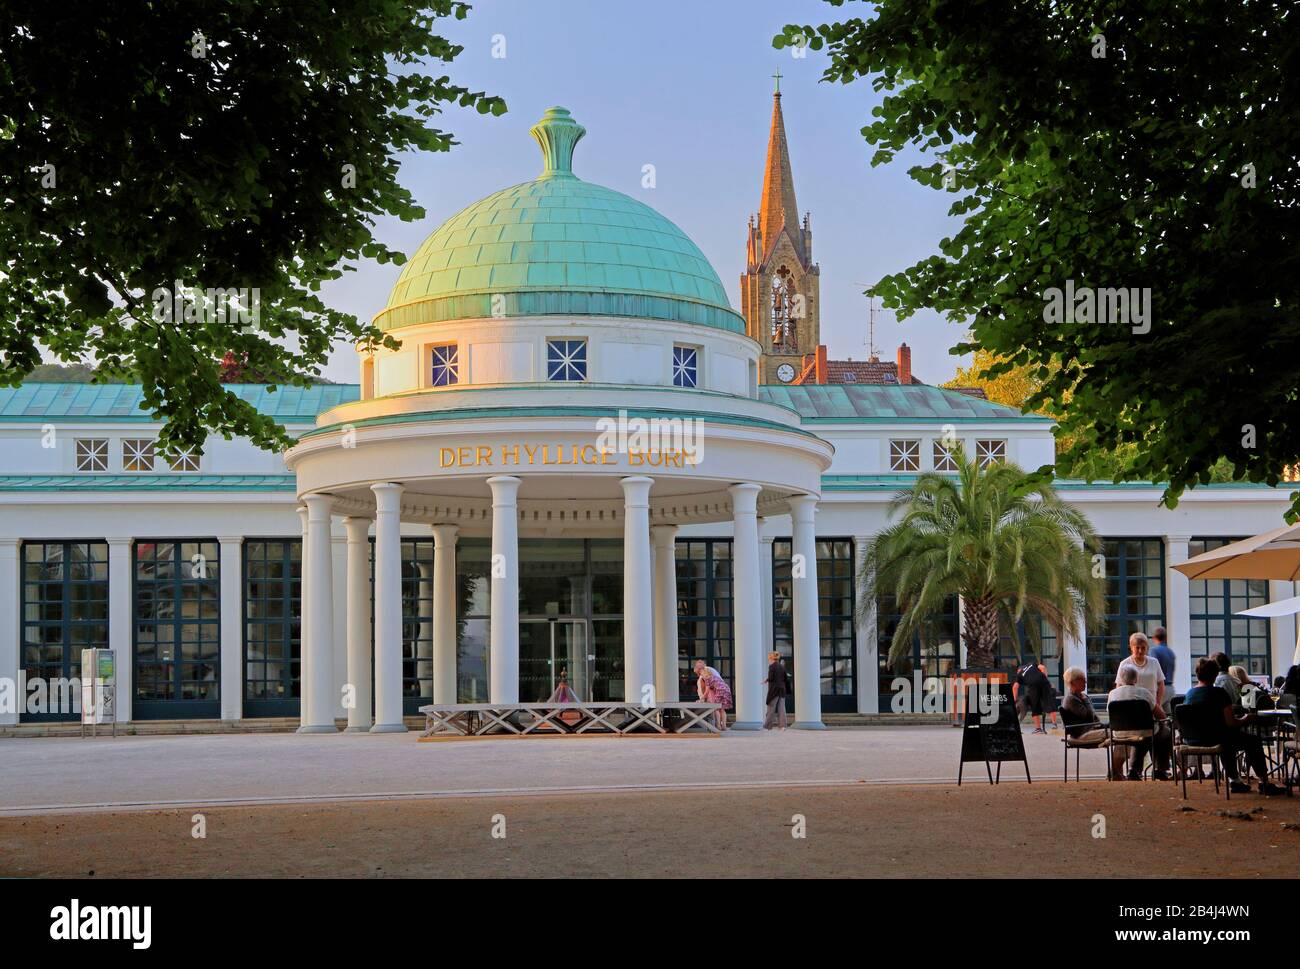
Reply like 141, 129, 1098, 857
771, 268, 796, 351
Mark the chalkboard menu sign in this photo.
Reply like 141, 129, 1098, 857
957, 682, 1031, 785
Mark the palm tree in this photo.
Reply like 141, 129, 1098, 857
861, 448, 1103, 671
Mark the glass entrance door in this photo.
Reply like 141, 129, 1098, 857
519, 619, 589, 702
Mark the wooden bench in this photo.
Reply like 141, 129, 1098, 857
418, 702, 723, 738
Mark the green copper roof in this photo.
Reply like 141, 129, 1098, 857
758, 384, 1052, 422
0, 383, 355, 422
0, 474, 297, 492
375, 107, 746, 334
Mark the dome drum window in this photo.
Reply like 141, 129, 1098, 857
933, 441, 958, 472
429, 343, 460, 387
123, 438, 155, 473
672, 345, 699, 388
75, 438, 108, 473
546, 339, 587, 382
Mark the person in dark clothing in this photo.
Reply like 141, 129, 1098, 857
1013, 660, 1055, 733
762, 651, 789, 730
1282, 664, 1300, 699
1182, 657, 1282, 795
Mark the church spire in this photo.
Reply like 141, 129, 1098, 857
757, 85, 803, 266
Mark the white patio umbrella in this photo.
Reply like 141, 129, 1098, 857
1237, 596, 1300, 667
1172, 522, 1300, 580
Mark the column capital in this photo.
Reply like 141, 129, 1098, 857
486, 475, 522, 504
760, 533, 775, 547
304, 493, 334, 521
728, 482, 761, 515
104, 537, 132, 549
217, 535, 244, 546
1164, 534, 1192, 545
650, 523, 678, 547
787, 493, 818, 522
371, 481, 403, 514
431, 523, 460, 544
620, 475, 654, 507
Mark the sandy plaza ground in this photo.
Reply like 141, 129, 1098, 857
3, 726, 1299, 878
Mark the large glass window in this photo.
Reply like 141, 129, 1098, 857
1087, 538, 1164, 682
995, 616, 1061, 690
133, 540, 220, 719
877, 594, 961, 711
676, 539, 733, 701
773, 538, 857, 711
1188, 537, 1271, 678
20, 541, 109, 722
243, 539, 301, 716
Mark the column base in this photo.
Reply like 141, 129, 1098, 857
343, 724, 372, 733
729, 721, 763, 730
369, 722, 408, 734
296, 724, 338, 734
792, 720, 827, 730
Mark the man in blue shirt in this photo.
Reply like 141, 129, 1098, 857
1149, 626, 1176, 713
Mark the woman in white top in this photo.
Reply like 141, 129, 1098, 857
1115, 632, 1166, 710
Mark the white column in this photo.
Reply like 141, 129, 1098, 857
1064, 604, 1089, 680
487, 476, 521, 704
789, 494, 825, 729
106, 538, 132, 723
729, 483, 764, 729
432, 524, 459, 704
0, 540, 20, 726
1165, 535, 1192, 694
621, 476, 655, 704
343, 517, 373, 732
218, 537, 243, 721
853, 534, 878, 714
371, 483, 406, 732
299, 495, 337, 733
296, 505, 310, 719
651, 524, 680, 703
1269, 580, 1297, 681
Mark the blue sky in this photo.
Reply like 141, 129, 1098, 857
320, 0, 971, 384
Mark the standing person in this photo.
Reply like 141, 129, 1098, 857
1012, 658, 1052, 733
1149, 626, 1177, 714
694, 659, 732, 732
762, 651, 789, 730
1116, 632, 1166, 711
1108, 665, 1172, 780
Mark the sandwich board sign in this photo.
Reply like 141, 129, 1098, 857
957, 682, 1030, 785
80, 648, 117, 737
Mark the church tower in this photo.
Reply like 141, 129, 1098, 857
741, 81, 821, 384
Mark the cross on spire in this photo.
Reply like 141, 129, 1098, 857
772, 70, 783, 95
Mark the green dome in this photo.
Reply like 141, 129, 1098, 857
374, 107, 745, 334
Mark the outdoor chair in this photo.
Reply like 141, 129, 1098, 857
1172, 702, 1228, 801
1059, 705, 1110, 782
1280, 705, 1299, 796
1106, 699, 1155, 780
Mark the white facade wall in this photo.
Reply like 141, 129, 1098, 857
2, 391, 1296, 724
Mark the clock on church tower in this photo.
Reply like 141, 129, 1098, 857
740, 81, 821, 384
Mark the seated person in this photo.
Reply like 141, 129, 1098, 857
1211, 651, 1241, 706
1182, 657, 1282, 795
1108, 665, 1172, 780
1060, 667, 1106, 743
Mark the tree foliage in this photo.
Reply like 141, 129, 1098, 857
860, 448, 1104, 671
778, 1, 1300, 514
0, 1, 504, 456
